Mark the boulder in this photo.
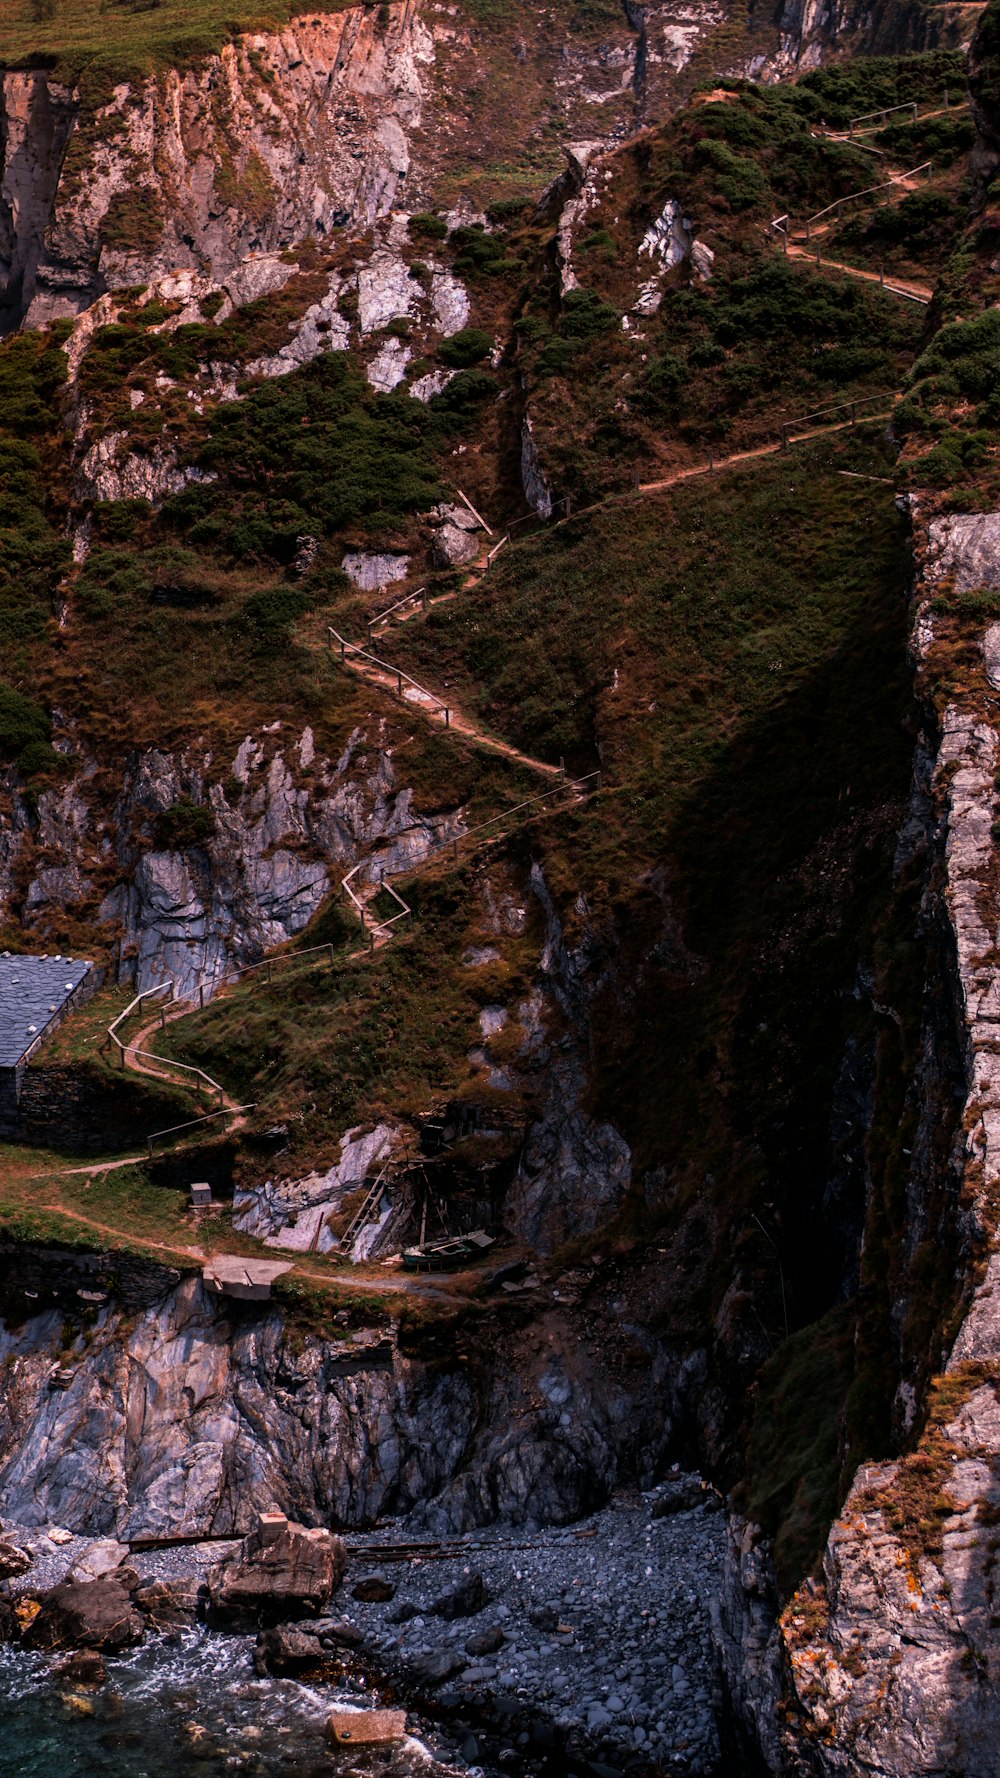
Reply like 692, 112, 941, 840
24, 1579, 145, 1653
466, 1623, 505, 1656
67, 1540, 133, 1584
133, 1577, 202, 1627
351, 1573, 395, 1603
650, 1477, 708, 1518
255, 1623, 324, 1674
54, 1650, 108, 1688
411, 1648, 466, 1687
317, 1615, 365, 1649
432, 1571, 490, 1620
0, 1539, 33, 1579
207, 1520, 346, 1625
0, 1599, 18, 1643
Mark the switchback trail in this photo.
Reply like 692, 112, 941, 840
784, 240, 933, 302
329, 638, 565, 781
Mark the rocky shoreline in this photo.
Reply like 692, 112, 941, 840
0, 1478, 728, 1776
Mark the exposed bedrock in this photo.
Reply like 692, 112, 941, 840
1, 722, 460, 999
715, 508, 1000, 1775
0, 1262, 681, 1539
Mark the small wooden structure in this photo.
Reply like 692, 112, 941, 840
327, 1710, 407, 1747
256, 1511, 288, 1546
202, 1257, 292, 1301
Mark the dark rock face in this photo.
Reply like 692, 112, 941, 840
24, 1578, 144, 1652
433, 1571, 490, 1620
255, 1623, 325, 1674
351, 1574, 395, 1602
132, 1577, 202, 1627
207, 1521, 347, 1625
54, 1649, 108, 1687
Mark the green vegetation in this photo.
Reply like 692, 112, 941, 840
746, 1305, 857, 1589
0, 0, 356, 88
0, 327, 71, 674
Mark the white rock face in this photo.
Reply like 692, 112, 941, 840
3, 722, 455, 1000
367, 334, 412, 392
6, 6, 436, 328
0, 1257, 678, 1536
775, 508, 1000, 1775
75, 432, 217, 506
358, 250, 417, 335
235, 1121, 400, 1247
342, 550, 410, 591
245, 278, 350, 379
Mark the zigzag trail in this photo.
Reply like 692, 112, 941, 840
783, 241, 933, 302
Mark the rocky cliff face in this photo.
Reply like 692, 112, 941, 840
0, 1246, 678, 1537
2, 719, 457, 998
0, 0, 933, 336
708, 502, 1000, 1775
759, 508, 1000, 1778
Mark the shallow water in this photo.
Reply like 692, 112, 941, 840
0, 1630, 441, 1778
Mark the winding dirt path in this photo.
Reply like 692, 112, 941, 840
784, 241, 932, 302
331, 646, 564, 781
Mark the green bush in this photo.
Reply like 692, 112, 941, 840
559, 287, 621, 339
535, 336, 580, 377
438, 327, 495, 368
409, 212, 448, 241
696, 139, 769, 212
450, 225, 514, 280
0, 685, 52, 768
155, 799, 215, 851
164, 353, 445, 565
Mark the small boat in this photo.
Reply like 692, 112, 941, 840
402, 1230, 495, 1272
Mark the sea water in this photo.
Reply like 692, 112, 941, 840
0, 1630, 441, 1777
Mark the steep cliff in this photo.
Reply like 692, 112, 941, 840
0, 1243, 679, 1536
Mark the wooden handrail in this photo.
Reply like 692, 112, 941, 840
328, 628, 450, 726
801, 162, 932, 238
368, 586, 427, 638
145, 1103, 256, 1157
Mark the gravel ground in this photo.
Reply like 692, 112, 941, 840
340, 1478, 727, 1773
0, 1473, 727, 1775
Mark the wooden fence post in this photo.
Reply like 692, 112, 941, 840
444, 707, 450, 728
199, 983, 205, 1009
397, 672, 403, 698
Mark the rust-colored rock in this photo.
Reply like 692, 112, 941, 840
327, 1709, 407, 1746
207, 1520, 346, 1625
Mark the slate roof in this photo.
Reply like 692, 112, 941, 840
0, 953, 93, 1068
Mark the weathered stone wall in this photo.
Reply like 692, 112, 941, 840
5, 1063, 188, 1152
